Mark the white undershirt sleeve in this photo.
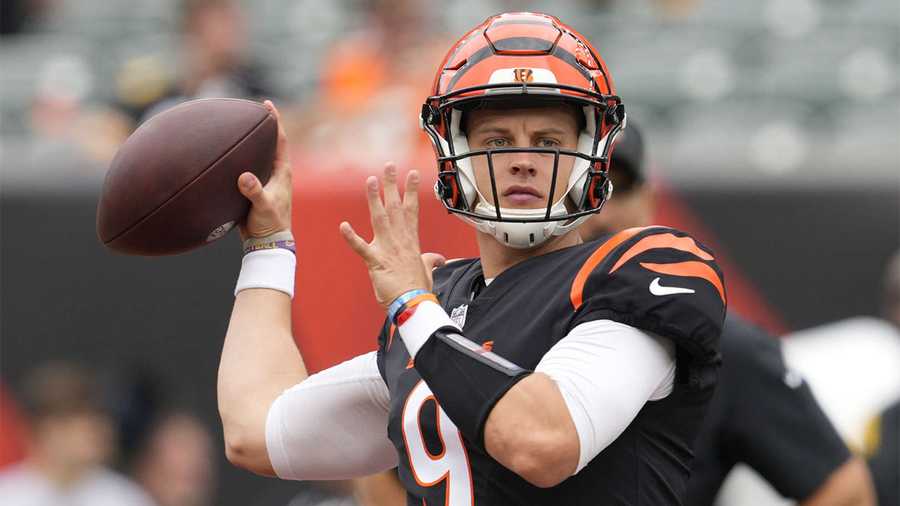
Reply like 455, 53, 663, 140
265, 351, 398, 480
535, 319, 676, 474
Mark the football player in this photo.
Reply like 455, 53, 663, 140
580, 121, 876, 506
217, 13, 725, 504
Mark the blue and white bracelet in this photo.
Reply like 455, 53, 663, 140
387, 289, 431, 324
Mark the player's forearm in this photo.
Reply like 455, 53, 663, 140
483, 373, 580, 487
218, 288, 306, 473
400, 308, 674, 488
799, 457, 876, 506
397, 301, 579, 487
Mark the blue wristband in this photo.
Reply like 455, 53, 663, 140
387, 289, 430, 324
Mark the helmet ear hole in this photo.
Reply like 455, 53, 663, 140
604, 103, 626, 127
421, 104, 440, 127
434, 179, 452, 201
586, 171, 610, 209
437, 168, 464, 210
604, 106, 619, 126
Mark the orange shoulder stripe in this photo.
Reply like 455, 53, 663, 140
387, 323, 396, 350
570, 226, 655, 310
641, 261, 726, 304
609, 233, 714, 274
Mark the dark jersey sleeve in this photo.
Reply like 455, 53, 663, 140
375, 317, 393, 383
569, 227, 726, 372
722, 316, 851, 499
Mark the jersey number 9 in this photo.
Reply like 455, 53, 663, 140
402, 381, 474, 505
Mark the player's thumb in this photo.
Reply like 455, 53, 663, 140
238, 172, 263, 201
421, 252, 447, 271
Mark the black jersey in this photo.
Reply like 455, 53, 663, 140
376, 226, 726, 505
685, 315, 851, 505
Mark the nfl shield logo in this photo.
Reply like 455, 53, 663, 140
450, 304, 468, 328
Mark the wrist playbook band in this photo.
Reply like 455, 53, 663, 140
234, 248, 296, 298
244, 239, 296, 255
387, 289, 430, 324
243, 230, 295, 255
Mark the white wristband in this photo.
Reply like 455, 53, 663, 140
234, 249, 296, 298
397, 300, 460, 358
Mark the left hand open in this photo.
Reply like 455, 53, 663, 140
340, 163, 445, 309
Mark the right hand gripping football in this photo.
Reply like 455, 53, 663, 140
238, 100, 293, 240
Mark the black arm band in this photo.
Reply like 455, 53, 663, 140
413, 326, 532, 450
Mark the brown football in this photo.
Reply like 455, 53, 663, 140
97, 98, 277, 255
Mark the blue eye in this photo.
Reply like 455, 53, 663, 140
537, 138, 560, 147
487, 138, 510, 148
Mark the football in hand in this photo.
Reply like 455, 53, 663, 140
97, 98, 277, 255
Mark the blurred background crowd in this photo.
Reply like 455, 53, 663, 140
1, 0, 897, 505
2, 0, 897, 188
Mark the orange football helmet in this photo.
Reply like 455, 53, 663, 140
421, 12, 626, 248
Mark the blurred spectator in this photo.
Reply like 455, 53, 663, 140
114, 367, 166, 471
0, 361, 155, 506
116, 0, 273, 124
29, 53, 128, 168
291, 0, 447, 173
779, 251, 900, 451
719, 250, 900, 504
0, 0, 52, 36
2, 53, 132, 188
577, 119, 654, 242
650, 0, 703, 19
132, 411, 215, 506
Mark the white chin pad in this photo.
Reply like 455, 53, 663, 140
471, 202, 567, 249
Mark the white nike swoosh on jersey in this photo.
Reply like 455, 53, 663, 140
649, 277, 696, 296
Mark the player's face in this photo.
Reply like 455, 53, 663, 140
37, 411, 115, 468
466, 106, 580, 209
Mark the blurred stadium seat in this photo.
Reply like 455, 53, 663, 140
0, 0, 895, 189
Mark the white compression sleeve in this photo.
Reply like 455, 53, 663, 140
265, 351, 398, 480
535, 319, 676, 474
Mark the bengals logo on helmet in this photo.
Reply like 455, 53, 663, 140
512, 68, 534, 83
